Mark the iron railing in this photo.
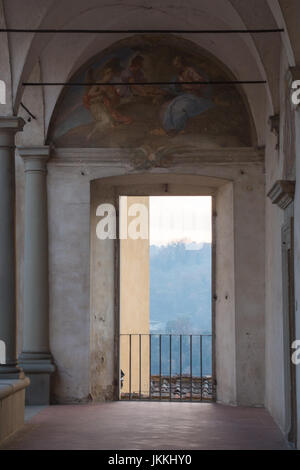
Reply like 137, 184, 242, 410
120, 334, 214, 402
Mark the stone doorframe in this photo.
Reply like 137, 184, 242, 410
268, 179, 297, 445
282, 214, 297, 446
89, 171, 265, 406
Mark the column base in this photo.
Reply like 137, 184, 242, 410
0, 364, 24, 380
18, 352, 55, 405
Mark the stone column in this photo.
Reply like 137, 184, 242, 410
18, 147, 55, 405
0, 117, 24, 378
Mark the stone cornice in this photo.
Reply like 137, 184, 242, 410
0, 116, 25, 147
0, 116, 25, 132
267, 180, 295, 210
49, 146, 264, 169
17, 145, 50, 158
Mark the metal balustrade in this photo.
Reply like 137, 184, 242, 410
120, 334, 215, 402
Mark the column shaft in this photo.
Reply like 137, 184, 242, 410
0, 117, 24, 377
23, 158, 49, 352
18, 147, 54, 405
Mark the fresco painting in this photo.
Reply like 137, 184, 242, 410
49, 36, 253, 149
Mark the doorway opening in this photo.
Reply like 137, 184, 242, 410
119, 195, 214, 402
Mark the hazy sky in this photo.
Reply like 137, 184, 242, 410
150, 196, 212, 246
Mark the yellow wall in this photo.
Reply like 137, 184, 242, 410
120, 196, 150, 396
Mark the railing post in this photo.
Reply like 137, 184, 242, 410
159, 334, 162, 401
129, 334, 132, 400
200, 335, 203, 402
180, 335, 182, 401
169, 334, 172, 401
190, 335, 193, 401
149, 334, 152, 401
139, 334, 141, 400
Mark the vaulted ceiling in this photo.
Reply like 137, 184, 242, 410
1, 0, 299, 145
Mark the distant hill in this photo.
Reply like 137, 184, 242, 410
150, 242, 212, 334
149, 241, 212, 375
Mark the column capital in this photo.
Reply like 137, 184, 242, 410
17, 146, 50, 172
0, 116, 25, 132
0, 116, 25, 147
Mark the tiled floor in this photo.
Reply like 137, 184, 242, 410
1, 402, 289, 450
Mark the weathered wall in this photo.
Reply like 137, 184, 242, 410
89, 181, 116, 401
215, 182, 236, 404
234, 170, 265, 406
265, 195, 286, 428
47, 166, 91, 403
293, 103, 300, 450
264, 43, 298, 442
215, 166, 265, 407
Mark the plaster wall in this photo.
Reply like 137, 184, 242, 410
47, 165, 132, 403
47, 166, 91, 403
234, 172, 265, 406
293, 107, 300, 449
89, 180, 116, 401
264, 44, 296, 440
265, 195, 286, 429
215, 182, 236, 404
215, 168, 265, 407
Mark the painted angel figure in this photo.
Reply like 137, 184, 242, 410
83, 63, 132, 140
152, 56, 215, 136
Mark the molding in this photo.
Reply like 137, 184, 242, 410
0, 117, 25, 147
267, 180, 295, 210
49, 146, 264, 169
0, 116, 25, 132
0, 365, 24, 380
19, 352, 55, 375
17, 145, 50, 158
